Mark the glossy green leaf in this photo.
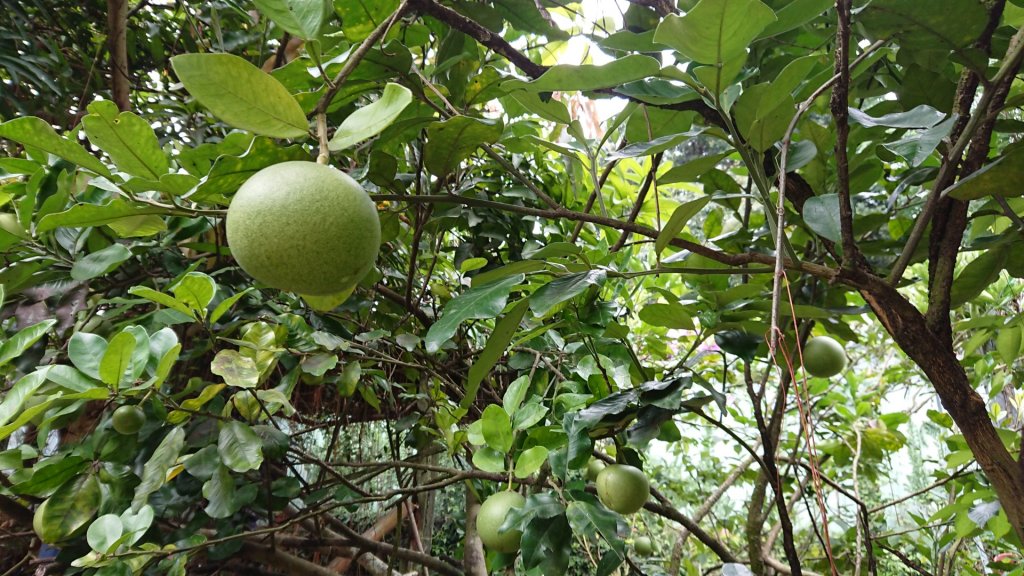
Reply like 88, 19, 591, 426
211, 350, 260, 388
654, 0, 776, 64
758, 0, 832, 38
638, 302, 695, 330
566, 495, 625, 557
120, 505, 154, 546
99, 331, 136, 389
132, 427, 185, 512
424, 116, 503, 176
481, 404, 514, 453
0, 368, 50, 428
950, 246, 1008, 308
506, 54, 661, 93
502, 374, 532, 416
803, 194, 841, 243
946, 146, 1024, 200
465, 299, 531, 409
87, 514, 124, 553
514, 446, 549, 478
0, 319, 56, 369
530, 270, 607, 316
172, 272, 216, 319
218, 420, 264, 473
0, 116, 110, 176
329, 83, 412, 151
882, 116, 957, 167
506, 90, 572, 124
300, 352, 337, 377
252, 0, 326, 39
71, 244, 133, 281
36, 474, 102, 543
202, 464, 237, 519
68, 332, 108, 380
997, 325, 1021, 365
424, 274, 524, 353
209, 289, 253, 325
82, 100, 168, 179
191, 137, 310, 203
848, 104, 946, 129
471, 446, 506, 473
37, 199, 174, 233
128, 286, 196, 319
655, 196, 711, 254
171, 53, 308, 139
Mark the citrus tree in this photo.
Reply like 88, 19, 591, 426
1, 0, 1023, 575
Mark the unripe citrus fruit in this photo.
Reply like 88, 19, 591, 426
477, 491, 525, 553
633, 535, 654, 556
596, 464, 649, 515
111, 405, 145, 435
226, 161, 381, 295
585, 459, 606, 482
802, 336, 847, 378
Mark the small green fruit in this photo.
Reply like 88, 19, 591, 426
477, 491, 525, 553
802, 336, 848, 378
633, 535, 654, 556
596, 464, 650, 515
226, 161, 381, 295
585, 459, 606, 482
111, 405, 145, 435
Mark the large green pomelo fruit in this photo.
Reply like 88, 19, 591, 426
802, 336, 847, 378
226, 161, 381, 295
477, 491, 525, 553
596, 464, 650, 515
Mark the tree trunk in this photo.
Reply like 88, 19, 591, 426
106, 0, 130, 111
855, 273, 1024, 542
463, 487, 487, 576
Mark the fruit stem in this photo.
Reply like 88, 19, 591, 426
316, 112, 329, 165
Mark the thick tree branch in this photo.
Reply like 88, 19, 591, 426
610, 152, 661, 252
107, 0, 130, 111
829, 0, 862, 269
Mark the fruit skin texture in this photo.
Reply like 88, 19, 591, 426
111, 405, 145, 435
633, 535, 654, 556
226, 161, 381, 295
477, 491, 525, 553
597, 464, 650, 515
802, 336, 848, 378
585, 459, 606, 482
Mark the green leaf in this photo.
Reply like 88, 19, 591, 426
848, 104, 946, 128
119, 505, 154, 546
71, 244, 133, 281
202, 464, 238, 519
209, 289, 252, 325
87, 514, 124, 553
69, 332, 108, 380
638, 302, 695, 330
252, 0, 327, 39
660, 153, 731, 184
191, 137, 311, 203
424, 274, 524, 353
513, 400, 548, 430
997, 325, 1022, 365
946, 146, 1024, 201
424, 116, 503, 176
655, 196, 711, 253
99, 331, 136, 389
172, 272, 216, 319
882, 116, 957, 167
211, 350, 260, 388
950, 247, 1008, 308
82, 100, 168, 179
0, 319, 56, 369
465, 299, 531, 410
329, 83, 413, 151
337, 362, 361, 397
757, 0, 832, 38
37, 199, 174, 233
0, 368, 51, 428
506, 90, 572, 124
36, 474, 102, 544
300, 353, 337, 377
219, 421, 264, 473
566, 496, 625, 558
132, 427, 185, 511
481, 404, 514, 453
653, 0, 776, 64
0, 117, 110, 176
472, 446, 506, 473
733, 83, 794, 151
128, 286, 196, 320
514, 446, 549, 478
502, 374, 532, 415
530, 270, 607, 316
506, 54, 661, 93
606, 130, 701, 160
803, 194, 841, 243
171, 53, 308, 139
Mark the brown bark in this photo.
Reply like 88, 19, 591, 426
463, 488, 487, 576
106, 0, 130, 111
330, 507, 403, 573
850, 270, 1024, 542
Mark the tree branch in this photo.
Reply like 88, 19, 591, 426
106, 0, 130, 111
